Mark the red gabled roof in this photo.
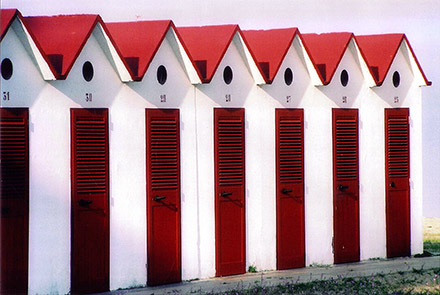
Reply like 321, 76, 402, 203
177, 25, 239, 83
301, 32, 353, 85
242, 28, 299, 84
1, 9, 21, 41
106, 20, 172, 81
22, 14, 100, 79
356, 34, 431, 86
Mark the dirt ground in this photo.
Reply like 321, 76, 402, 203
424, 217, 440, 241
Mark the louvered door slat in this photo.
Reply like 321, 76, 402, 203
335, 117, 358, 181
0, 110, 29, 199
387, 117, 409, 177
279, 117, 303, 183
217, 117, 244, 186
148, 117, 179, 190
73, 114, 108, 194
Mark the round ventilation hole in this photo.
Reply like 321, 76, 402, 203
340, 69, 349, 87
284, 68, 293, 86
1, 58, 13, 80
223, 66, 233, 85
82, 61, 94, 82
157, 65, 167, 85
392, 71, 400, 88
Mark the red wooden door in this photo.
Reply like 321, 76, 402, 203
214, 108, 245, 277
275, 109, 305, 270
0, 108, 29, 295
332, 108, 360, 264
385, 108, 410, 258
71, 108, 109, 294
146, 109, 181, 286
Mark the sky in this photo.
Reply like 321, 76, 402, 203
2, 0, 440, 217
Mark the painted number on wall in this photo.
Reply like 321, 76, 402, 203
394, 96, 399, 103
160, 94, 167, 103
85, 93, 93, 102
342, 96, 347, 104
225, 94, 231, 102
2, 91, 10, 101
286, 95, 291, 103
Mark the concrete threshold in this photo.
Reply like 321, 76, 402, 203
99, 256, 440, 295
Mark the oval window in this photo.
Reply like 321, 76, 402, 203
223, 66, 233, 85
392, 71, 400, 88
157, 65, 167, 85
1, 58, 13, 80
340, 69, 349, 87
82, 61, 94, 82
284, 68, 293, 86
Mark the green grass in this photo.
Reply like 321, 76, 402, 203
424, 240, 440, 254
204, 268, 440, 295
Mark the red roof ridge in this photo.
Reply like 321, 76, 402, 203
301, 32, 354, 85
177, 24, 240, 83
106, 20, 173, 80
22, 14, 102, 79
242, 27, 299, 83
1, 9, 21, 41
355, 33, 431, 86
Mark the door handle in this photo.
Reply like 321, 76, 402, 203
282, 188, 292, 194
221, 191, 232, 197
338, 185, 349, 192
153, 196, 166, 202
390, 182, 396, 188
78, 199, 93, 207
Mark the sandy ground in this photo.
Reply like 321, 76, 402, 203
424, 217, 440, 241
